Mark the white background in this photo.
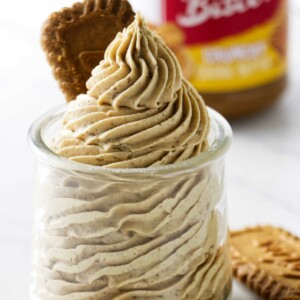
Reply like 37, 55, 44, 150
0, 1, 299, 299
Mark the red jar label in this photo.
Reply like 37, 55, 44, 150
154, 0, 288, 92
163, 0, 280, 43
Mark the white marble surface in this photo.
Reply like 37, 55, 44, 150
0, 1, 299, 299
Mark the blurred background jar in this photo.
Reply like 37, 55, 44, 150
130, 0, 288, 118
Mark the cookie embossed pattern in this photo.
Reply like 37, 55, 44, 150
231, 227, 300, 300
41, 0, 135, 101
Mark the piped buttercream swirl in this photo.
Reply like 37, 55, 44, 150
55, 14, 209, 168
34, 14, 232, 300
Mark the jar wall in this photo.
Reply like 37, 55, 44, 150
31, 157, 232, 300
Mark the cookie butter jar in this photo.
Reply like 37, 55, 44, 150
130, 0, 288, 118
28, 105, 232, 300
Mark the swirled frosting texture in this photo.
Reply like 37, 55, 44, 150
32, 165, 231, 299
55, 15, 209, 168
34, 14, 233, 300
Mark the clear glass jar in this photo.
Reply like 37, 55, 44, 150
28, 105, 232, 300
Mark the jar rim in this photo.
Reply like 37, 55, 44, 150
28, 104, 232, 177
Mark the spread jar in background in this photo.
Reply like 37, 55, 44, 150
130, 0, 288, 118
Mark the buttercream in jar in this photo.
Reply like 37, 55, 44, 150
29, 14, 233, 300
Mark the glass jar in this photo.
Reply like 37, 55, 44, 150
130, 0, 288, 118
28, 105, 232, 300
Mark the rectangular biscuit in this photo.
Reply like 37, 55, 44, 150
231, 226, 300, 300
41, 0, 135, 101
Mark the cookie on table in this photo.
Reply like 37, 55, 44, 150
41, 0, 135, 101
231, 226, 300, 300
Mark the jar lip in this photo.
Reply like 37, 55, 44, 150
28, 104, 232, 177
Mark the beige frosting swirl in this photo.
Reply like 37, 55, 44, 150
55, 14, 209, 168
32, 166, 231, 300
35, 14, 231, 300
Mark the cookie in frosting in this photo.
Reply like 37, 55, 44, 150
41, 0, 135, 101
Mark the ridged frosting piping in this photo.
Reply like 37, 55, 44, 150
54, 14, 209, 168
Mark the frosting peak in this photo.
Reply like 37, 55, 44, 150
55, 14, 210, 168
86, 14, 182, 110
